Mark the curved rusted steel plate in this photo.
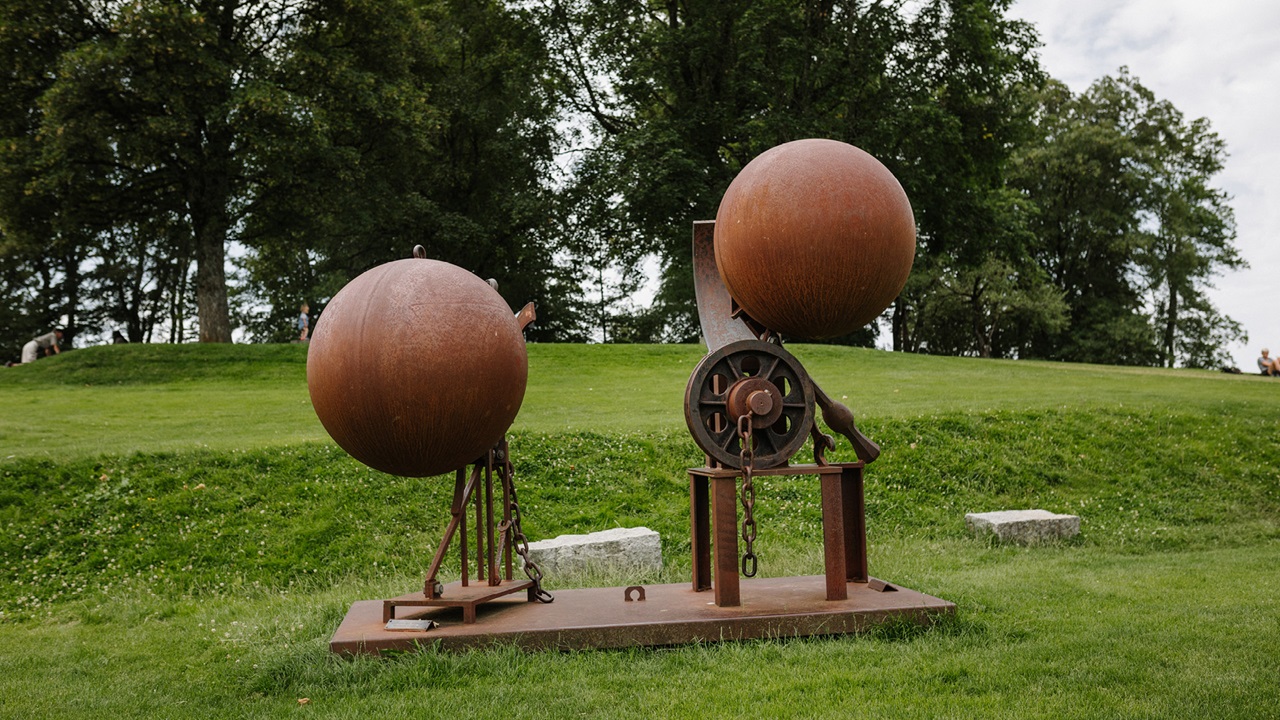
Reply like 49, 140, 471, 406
693, 220, 757, 353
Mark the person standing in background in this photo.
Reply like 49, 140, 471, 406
298, 303, 310, 342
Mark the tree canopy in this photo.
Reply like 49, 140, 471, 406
0, 0, 1246, 367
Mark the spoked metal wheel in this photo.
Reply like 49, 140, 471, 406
684, 340, 815, 469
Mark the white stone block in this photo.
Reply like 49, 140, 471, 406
965, 509, 1080, 544
526, 527, 662, 576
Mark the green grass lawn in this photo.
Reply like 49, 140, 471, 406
3, 342, 1273, 458
1, 343, 1278, 718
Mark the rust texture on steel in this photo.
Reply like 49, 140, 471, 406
331, 576, 955, 655
411, 437, 552, 618
309, 249, 551, 635
307, 257, 528, 478
693, 218, 881, 464
689, 463, 868, 607
692, 220, 758, 352
714, 138, 916, 341
684, 339, 814, 469
813, 383, 880, 463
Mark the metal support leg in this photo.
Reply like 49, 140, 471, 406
711, 476, 740, 607
690, 473, 711, 592
820, 472, 849, 601
844, 465, 868, 583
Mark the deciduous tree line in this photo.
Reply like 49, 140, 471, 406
0, 0, 1244, 367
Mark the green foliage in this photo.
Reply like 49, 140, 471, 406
0, 0, 584, 347
545, 0, 1043, 344
240, 0, 582, 342
1010, 71, 1244, 365
0, 1, 1249, 366
897, 255, 1067, 357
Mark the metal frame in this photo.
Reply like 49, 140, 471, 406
690, 462, 868, 607
382, 443, 533, 624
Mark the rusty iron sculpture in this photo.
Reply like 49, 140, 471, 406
327, 142, 954, 655
309, 247, 550, 625
685, 138, 916, 605
714, 138, 916, 340
308, 255, 528, 478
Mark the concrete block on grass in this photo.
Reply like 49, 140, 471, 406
965, 509, 1080, 544
527, 527, 662, 576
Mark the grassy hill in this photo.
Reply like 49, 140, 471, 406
1, 343, 1277, 718
3, 342, 1273, 458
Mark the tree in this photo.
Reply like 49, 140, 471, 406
899, 255, 1065, 358
543, 0, 1042, 344
1135, 108, 1244, 368
240, 0, 580, 342
1010, 70, 1244, 366
0, 0, 94, 352
3, 0, 581, 345
0, 0, 318, 343
1009, 77, 1152, 363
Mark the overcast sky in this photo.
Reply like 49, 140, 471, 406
1006, 0, 1280, 370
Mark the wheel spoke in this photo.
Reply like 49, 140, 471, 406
756, 430, 779, 457
718, 431, 740, 452
781, 371, 802, 401
723, 357, 744, 381
783, 406, 806, 420
762, 356, 782, 380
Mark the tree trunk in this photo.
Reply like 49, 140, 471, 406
892, 297, 905, 351
1163, 287, 1178, 368
194, 221, 231, 343
973, 308, 992, 358
189, 161, 233, 343
60, 245, 81, 348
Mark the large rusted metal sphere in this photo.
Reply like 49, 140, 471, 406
307, 259, 527, 478
714, 139, 916, 340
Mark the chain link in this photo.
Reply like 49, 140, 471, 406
737, 412, 759, 577
501, 450, 554, 603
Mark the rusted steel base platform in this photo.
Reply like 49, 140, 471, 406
331, 575, 954, 655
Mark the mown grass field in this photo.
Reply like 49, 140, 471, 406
1, 343, 1278, 719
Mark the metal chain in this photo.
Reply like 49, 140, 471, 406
501, 452, 554, 604
737, 412, 759, 577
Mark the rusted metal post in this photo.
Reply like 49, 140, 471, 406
502, 462, 514, 580
844, 465, 869, 583
690, 472, 711, 592
486, 455, 498, 586
425, 466, 479, 597
458, 467, 470, 588
820, 472, 849, 601
474, 465, 485, 582
711, 476, 741, 607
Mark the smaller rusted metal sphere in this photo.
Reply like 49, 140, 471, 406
715, 139, 916, 340
307, 259, 527, 478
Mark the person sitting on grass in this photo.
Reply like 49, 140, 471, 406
20, 328, 62, 364
1258, 348, 1279, 376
